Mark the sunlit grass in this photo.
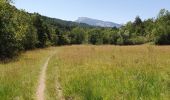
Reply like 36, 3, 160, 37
1, 45, 170, 100
47, 45, 170, 100
0, 47, 56, 100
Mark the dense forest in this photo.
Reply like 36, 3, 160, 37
0, 0, 170, 59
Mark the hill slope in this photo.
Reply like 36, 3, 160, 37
75, 17, 121, 28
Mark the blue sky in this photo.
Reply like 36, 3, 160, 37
14, 0, 170, 24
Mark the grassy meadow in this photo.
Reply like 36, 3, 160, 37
46, 45, 170, 100
0, 47, 57, 100
0, 45, 170, 100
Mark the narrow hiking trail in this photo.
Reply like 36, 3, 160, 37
36, 52, 54, 100
36, 51, 65, 100
36, 55, 52, 100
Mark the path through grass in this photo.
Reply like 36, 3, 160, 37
0, 47, 57, 100
36, 52, 55, 100
1, 45, 170, 100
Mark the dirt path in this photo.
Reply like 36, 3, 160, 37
36, 53, 54, 100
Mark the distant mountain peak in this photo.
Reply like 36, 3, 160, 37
75, 17, 121, 28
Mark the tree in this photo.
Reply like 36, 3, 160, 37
69, 27, 88, 44
154, 9, 170, 45
55, 29, 70, 45
89, 29, 104, 45
33, 14, 48, 48
143, 18, 155, 42
116, 36, 124, 45
0, 2, 18, 58
134, 16, 142, 26
0, 0, 12, 3
110, 31, 119, 44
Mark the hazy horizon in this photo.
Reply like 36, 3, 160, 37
14, 0, 170, 24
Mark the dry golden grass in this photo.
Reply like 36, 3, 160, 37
47, 45, 170, 100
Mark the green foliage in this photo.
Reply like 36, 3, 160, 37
154, 9, 170, 45
33, 14, 48, 47
0, 0, 12, 3
69, 27, 88, 44
134, 16, 142, 26
89, 29, 104, 45
55, 30, 70, 45
129, 36, 147, 45
14, 10, 38, 50
116, 37, 124, 45
0, 1, 170, 59
0, 3, 19, 58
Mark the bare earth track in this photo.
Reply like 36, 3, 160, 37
36, 55, 52, 100
36, 52, 65, 100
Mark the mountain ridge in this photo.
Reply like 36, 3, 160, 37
75, 17, 121, 28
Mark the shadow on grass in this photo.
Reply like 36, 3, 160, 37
0, 55, 20, 64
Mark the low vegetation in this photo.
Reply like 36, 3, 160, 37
0, 47, 57, 100
46, 45, 170, 100
0, 44, 170, 100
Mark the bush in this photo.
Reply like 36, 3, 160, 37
129, 36, 147, 45
155, 33, 170, 45
116, 37, 124, 45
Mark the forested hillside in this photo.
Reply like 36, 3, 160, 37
0, 0, 170, 59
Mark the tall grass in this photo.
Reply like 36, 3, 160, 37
0, 47, 56, 100
47, 45, 170, 100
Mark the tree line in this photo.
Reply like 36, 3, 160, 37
0, 0, 170, 59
